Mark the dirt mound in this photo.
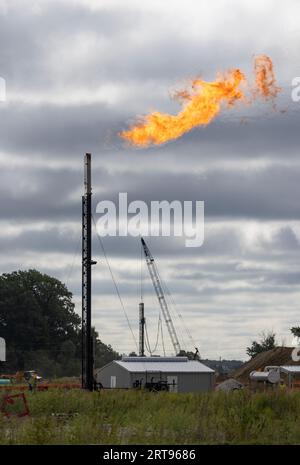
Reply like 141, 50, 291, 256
234, 347, 300, 382
216, 378, 244, 392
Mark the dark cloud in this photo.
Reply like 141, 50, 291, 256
2, 158, 300, 222
1, 1, 300, 358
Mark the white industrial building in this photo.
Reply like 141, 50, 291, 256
95, 356, 215, 392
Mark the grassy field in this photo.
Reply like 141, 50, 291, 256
1, 388, 300, 444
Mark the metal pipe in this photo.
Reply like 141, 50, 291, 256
139, 302, 145, 357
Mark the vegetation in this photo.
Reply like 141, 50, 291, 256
1, 389, 300, 444
291, 326, 300, 341
246, 331, 276, 359
178, 349, 199, 359
0, 269, 120, 377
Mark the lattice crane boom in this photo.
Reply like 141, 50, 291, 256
141, 238, 181, 355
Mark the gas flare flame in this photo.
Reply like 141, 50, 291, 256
120, 55, 280, 147
253, 54, 281, 101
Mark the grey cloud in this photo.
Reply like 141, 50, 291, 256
1, 0, 291, 92
2, 158, 300, 222
258, 226, 299, 250
0, 3, 145, 88
1, 1, 300, 358
0, 99, 299, 169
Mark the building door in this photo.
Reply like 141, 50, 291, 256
167, 376, 178, 392
110, 376, 117, 388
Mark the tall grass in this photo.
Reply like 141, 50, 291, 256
1, 389, 300, 444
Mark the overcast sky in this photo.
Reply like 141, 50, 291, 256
1, 0, 300, 360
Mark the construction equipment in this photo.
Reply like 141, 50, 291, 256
145, 379, 169, 392
141, 238, 181, 355
23, 371, 42, 382
0, 379, 11, 386
0, 371, 42, 384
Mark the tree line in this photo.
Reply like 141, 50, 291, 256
1, 269, 299, 376
0, 269, 120, 377
246, 328, 300, 359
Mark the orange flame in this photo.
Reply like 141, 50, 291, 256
254, 54, 281, 101
120, 55, 280, 147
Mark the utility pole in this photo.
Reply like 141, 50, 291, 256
139, 302, 145, 357
82, 153, 96, 390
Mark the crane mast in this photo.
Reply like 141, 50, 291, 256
141, 238, 181, 355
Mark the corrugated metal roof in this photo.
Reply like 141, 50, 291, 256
121, 356, 188, 363
280, 366, 300, 374
115, 359, 214, 373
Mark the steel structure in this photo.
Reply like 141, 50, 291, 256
139, 302, 145, 357
82, 153, 96, 390
141, 238, 181, 355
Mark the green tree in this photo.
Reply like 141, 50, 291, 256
291, 327, 300, 341
177, 349, 199, 360
93, 328, 121, 368
0, 269, 81, 374
246, 331, 276, 359
0, 269, 120, 377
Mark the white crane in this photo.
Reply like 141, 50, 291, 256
141, 238, 181, 355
